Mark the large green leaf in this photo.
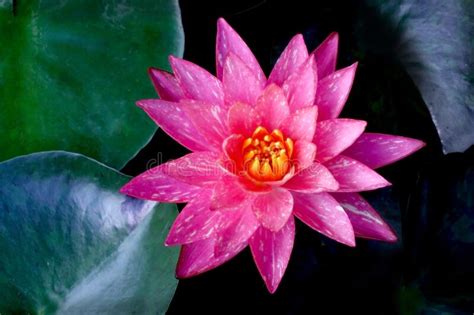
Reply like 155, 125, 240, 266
356, 0, 474, 153
0, 151, 179, 314
0, 0, 184, 169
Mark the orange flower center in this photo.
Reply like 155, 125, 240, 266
242, 126, 294, 181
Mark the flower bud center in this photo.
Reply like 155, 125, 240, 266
242, 126, 294, 181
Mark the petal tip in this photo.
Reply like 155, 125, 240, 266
414, 139, 427, 150
168, 55, 181, 68
164, 234, 177, 247
329, 31, 339, 40
346, 236, 356, 247
266, 282, 279, 294
331, 180, 340, 192
119, 184, 130, 195
175, 268, 190, 279
294, 33, 305, 42
136, 99, 157, 110
148, 66, 160, 75
135, 100, 147, 108
217, 17, 229, 28
385, 232, 398, 243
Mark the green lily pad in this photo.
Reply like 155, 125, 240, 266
0, 151, 179, 314
356, 0, 474, 153
0, 0, 184, 169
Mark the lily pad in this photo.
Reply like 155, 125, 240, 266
0, 0, 184, 169
0, 151, 179, 314
356, 0, 474, 153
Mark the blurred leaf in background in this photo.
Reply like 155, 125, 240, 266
0, 0, 184, 169
356, 0, 474, 154
0, 152, 179, 314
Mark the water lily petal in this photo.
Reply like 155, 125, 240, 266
283, 162, 338, 193
292, 140, 317, 170
280, 106, 318, 142
223, 53, 265, 106
293, 191, 355, 246
137, 99, 210, 152
160, 151, 225, 187
176, 235, 247, 278
148, 68, 185, 102
216, 18, 265, 83
210, 175, 249, 210
181, 100, 229, 149
316, 63, 357, 121
166, 193, 222, 245
227, 102, 262, 136
311, 32, 339, 79
170, 56, 224, 105
342, 133, 426, 169
215, 206, 260, 257
333, 193, 397, 242
268, 34, 309, 85
255, 84, 290, 130
249, 216, 295, 293
120, 167, 204, 203
282, 55, 317, 112
314, 118, 367, 163
222, 134, 245, 174
252, 188, 293, 231
325, 155, 391, 192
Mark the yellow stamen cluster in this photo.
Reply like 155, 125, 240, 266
242, 126, 294, 181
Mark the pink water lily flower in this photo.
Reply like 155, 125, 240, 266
121, 18, 425, 293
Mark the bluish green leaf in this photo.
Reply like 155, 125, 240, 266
357, 0, 474, 153
0, 151, 179, 314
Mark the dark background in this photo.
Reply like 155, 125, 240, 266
122, 1, 474, 314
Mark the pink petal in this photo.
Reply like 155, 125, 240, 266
222, 134, 244, 173
280, 106, 318, 142
120, 168, 204, 203
282, 55, 317, 112
252, 188, 294, 232
170, 56, 224, 105
148, 68, 185, 102
210, 175, 250, 210
176, 235, 247, 278
342, 133, 426, 169
316, 62, 358, 121
165, 193, 222, 245
216, 18, 265, 83
332, 193, 397, 242
311, 32, 339, 79
137, 99, 210, 152
325, 155, 391, 192
227, 102, 262, 136
160, 151, 225, 188
215, 206, 260, 257
268, 34, 309, 85
314, 118, 367, 163
292, 140, 317, 170
283, 162, 339, 193
249, 216, 295, 293
255, 84, 290, 130
293, 192, 355, 246
181, 100, 229, 149
237, 175, 273, 194
223, 53, 265, 106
